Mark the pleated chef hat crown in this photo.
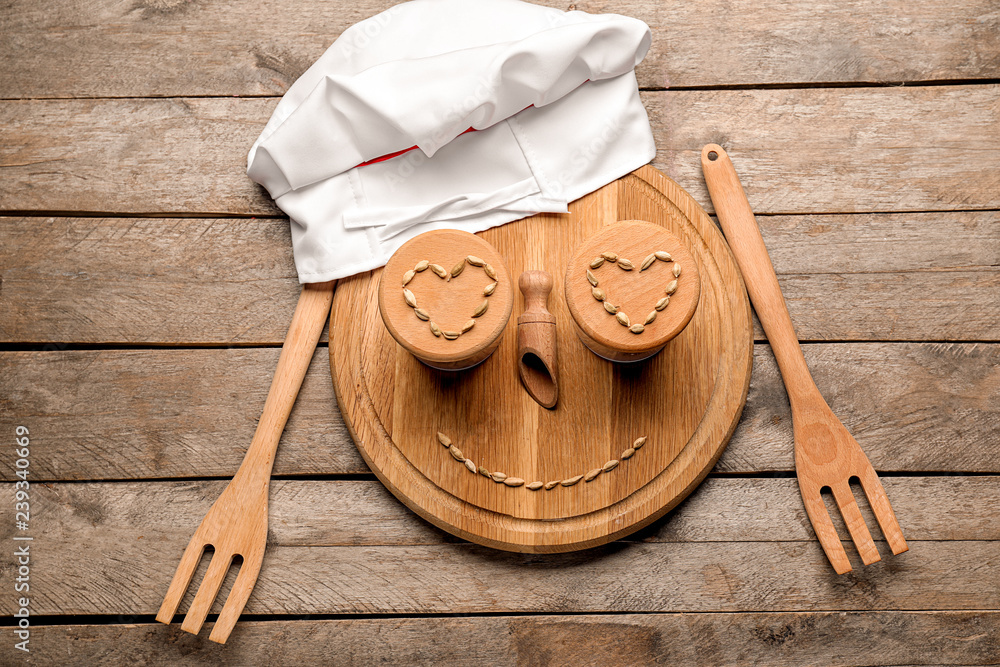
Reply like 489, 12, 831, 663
248, 0, 655, 283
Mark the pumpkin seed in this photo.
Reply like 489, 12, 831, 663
503, 477, 525, 487
617, 258, 634, 271
655, 296, 670, 311
403, 289, 417, 308
587, 270, 599, 287
592, 287, 606, 301
414, 308, 430, 321
616, 311, 630, 327
590, 257, 606, 269
451, 261, 466, 278
640, 253, 656, 271
402, 269, 415, 286
665, 280, 678, 295
483, 282, 497, 296
414, 260, 430, 272
629, 323, 644, 334
655, 251, 671, 262
473, 299, 489, 317
584, 468, 602, 482
466, 255, 485, 267
602, 459, 620, 472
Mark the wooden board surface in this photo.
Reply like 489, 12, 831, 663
331, 166, 753, 551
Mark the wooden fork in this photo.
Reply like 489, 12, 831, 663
156, 281, 335, 643
701, 145, 907, 574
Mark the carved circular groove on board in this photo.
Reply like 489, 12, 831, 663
331, 166, 754, 553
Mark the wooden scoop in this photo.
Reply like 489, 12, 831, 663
517, 270, 559, 408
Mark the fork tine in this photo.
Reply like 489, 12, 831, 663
180, 550, 234, 635
209, 556, 262, 644
801, 487, 853, 574
156, 538, 207, 625
832, 481, 881, 565
858, 467, 909, 555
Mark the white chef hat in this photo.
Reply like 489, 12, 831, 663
248, 0, 655, 283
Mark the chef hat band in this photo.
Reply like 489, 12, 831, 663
248, 0, 656, 283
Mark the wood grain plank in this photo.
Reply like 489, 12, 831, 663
2, 215, 998, 344
1, 86, 999, 216
2, 0, 998, 98
1, 476, 991, 549
0, 537, 992, 616
15, 612, 1000, 666
648, 86, 1000, 215
2, 343, 997, 480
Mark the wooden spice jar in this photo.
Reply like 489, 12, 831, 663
378, 230, 514, 371
565, 220, 701, 362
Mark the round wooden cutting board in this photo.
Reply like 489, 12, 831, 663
330, 166, 753, 553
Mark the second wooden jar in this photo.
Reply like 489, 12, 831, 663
565, 220, 701, 362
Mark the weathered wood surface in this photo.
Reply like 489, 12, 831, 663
14, 612, 1000, 667
2, 343, 998, 480
1, 0, 997, 657
0, 535, 992, 616
2, 86, 1000, 216
2, 214, 998, 344
3, 0, 998, 98
0, 476, 992, 548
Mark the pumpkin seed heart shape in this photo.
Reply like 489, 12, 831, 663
587, 251, 681, 334
401, 255, 498, 340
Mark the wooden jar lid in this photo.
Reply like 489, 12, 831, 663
565, 220, 701, 360
378, 230, 513, 370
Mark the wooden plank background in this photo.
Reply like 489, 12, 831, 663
0, 0, 998, 664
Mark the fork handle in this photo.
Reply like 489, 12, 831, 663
236, 281, 335, 483
701, 145, 820, 408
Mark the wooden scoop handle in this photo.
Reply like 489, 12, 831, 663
701, 144, 819, 407
517, 271, 558, 409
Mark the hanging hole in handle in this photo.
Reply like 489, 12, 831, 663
707, 151, 719, 161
